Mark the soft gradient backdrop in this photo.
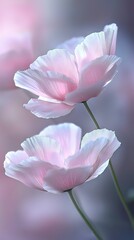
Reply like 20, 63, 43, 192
0, 0, 134, 239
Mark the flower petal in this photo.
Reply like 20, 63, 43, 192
104, 23, 117, 55
75, 31, 106, 71
4, 150, 28, 167
43, 166, 91, 193
24, 98, 75, 118
30, 49, 79, 84
40, 123, 82, 160
66, 137, 109, 168
57, 37, 84, 53
66, 129, 120, 181
86, 160, 109, 181
81, 128, 119, 147
80, 55, 120, 87
66, 55, 120, 103
21, 135, 63, 167
14, 69, 76, 101
4, 156, 56, 190
81, 128, 121, 167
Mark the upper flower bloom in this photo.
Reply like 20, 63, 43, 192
4, 123, 120, 193
14, 24, 120, 118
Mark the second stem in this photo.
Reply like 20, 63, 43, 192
82, 101, 134, 229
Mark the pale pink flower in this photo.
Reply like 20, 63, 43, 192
14, 23, 120, 118
0, 35, 34, 89
0, 0, 44, 89
4, 123, 120, 193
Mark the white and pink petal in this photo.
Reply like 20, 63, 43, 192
81, 129, 120, 148
81, 128, 121, 167
30, 49, 79, 85
104, 23, 117, 55
40, 123, 82, 160
14, 69, 76, 101
5, 157, 57, 190
86, 160, 109, 181
65, 83, 106, 103
66, 137, 109, 168
4, 150, 28, 167
66, 55, 120, 103
24, 98, 75, 118
80, 55, 120, 87
43, 166, 91, 193
75, 31, 106, 71
21, 135, 63, 167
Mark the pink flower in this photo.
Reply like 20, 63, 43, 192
0, 0, 44, 90
14, 23, 120, 119
4, 123, 120, 193
0, 35, 34, 89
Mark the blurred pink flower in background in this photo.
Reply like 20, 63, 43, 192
4, 123, 120, 193
14, 24, 120, 118
0, 0, 44, 89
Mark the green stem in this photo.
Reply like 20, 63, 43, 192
68, 190, 103, 240
83, 102, 100, 129
82, 101, 134, 229
109, 161, 134, 228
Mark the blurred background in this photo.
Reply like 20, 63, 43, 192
0, 0, 134, 239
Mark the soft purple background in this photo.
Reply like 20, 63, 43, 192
0, 0, 134, 239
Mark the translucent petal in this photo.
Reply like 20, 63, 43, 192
30, 49, 79, 84
21, 135, 63, 167
43, 166, 91, 193
40, 123, 82, 160
24, 98, 75, 119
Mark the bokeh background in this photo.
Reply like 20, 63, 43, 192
0, 0, 134, 239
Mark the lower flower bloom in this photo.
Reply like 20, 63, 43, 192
4, 123, 120, 193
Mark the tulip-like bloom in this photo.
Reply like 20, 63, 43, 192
4, 123, 120, 193
14, 24, 120, 119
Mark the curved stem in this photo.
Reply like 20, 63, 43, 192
82, 101, 134, 229
68, 190, 103, 240
109, 161, 134, 228
83, 102, 100, 129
